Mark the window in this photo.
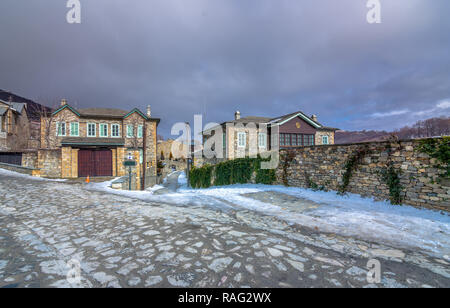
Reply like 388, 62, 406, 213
112, 124, 120, 137
258, 133, 267, 148
100, 123, 108, 137
127, 125, 134, 138
297, 134, 303, 146
137, 125, 143, 138
237, 132, 246, 148
291, 134, 298, 146
57, 122, 66, 136
322, 135, 329, 145
87, 123, 96, 137
279, 133, 285, 146
307, 135, 315, 146
69, 122, 79, 136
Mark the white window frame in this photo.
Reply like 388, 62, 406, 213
137, 125, 143, 138
111, 124, 121, 138
57, 122, 66, 137
237, 132, 246, 148
127, 124, 134, 138
258, 133, 267, 148
99, 123, 108, 137
87, 123, 96, 137
322, 135, 329, 145
70, 122, 79, 137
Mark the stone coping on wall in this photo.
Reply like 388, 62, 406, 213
275, 137, 449, 212
0, 162, 40, 176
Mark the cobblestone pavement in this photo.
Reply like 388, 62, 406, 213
0, 174, 449, 288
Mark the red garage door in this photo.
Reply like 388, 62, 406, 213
78, 149, 112, 177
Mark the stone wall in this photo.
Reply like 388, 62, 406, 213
275, 139, 449, 212
0, 162, 40, 176
37, 149, 61, 178
22, 151, 38, 168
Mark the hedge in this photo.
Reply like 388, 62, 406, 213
189, 156, 276, 188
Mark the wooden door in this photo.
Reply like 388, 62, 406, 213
94, 150, 112, 177
78, 149, 112, 177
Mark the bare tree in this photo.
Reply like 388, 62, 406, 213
36, 101, 58, 149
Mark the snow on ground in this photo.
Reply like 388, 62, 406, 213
89, 174, 450, 259
0, 168, 67, 182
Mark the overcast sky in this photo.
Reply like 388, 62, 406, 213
0, 0, 449, 137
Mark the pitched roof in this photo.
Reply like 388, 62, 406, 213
78, 108, 128, 118
0, 89, 52, 120
202, 110, 339, 134
60, 137, 125, 146
53, 104, 160, 124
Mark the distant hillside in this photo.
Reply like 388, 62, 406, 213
335, 117, 450, 144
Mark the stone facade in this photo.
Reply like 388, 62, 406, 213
315, 130, 335, 146
37, 103, 159, 189
275, 138, 449, 212
37, 149, 62, 178
0, 101, 31, 151
203, 111, 337, 161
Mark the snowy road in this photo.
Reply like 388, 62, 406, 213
0, 170, 449, 288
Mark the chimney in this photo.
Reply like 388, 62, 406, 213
311, 114, 317, 122
235, 110, 241, 120
61, 99, 67, 106
147, 105, 151, 117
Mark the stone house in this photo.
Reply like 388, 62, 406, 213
0, 97, 30, 152
0, 89, 53, 150
202, 110, 338, 160
40, 100, 160, 188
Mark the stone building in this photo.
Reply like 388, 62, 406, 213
0, 89, 52, 150
40, 100, 160, 189
202, 110, 338, 160
0, 97, 30, 152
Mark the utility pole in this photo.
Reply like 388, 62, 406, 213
185, 122, 191, 188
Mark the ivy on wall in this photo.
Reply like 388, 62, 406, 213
417, 137, 450, 179
189, 156, 276, 189
338, 146, 371, 195
379, 164, 404, 205
189, 164, 213, 188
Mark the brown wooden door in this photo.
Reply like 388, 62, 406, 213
94, 150, 112, 177
78, 149, 112, 177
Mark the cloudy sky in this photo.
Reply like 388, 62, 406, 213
0, 0, 449, 137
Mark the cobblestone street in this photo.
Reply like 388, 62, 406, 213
0, 174, 449, 288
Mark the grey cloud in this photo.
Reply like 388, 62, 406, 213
0, 0, 449, 137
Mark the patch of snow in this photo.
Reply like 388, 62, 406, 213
0, 168, 67, 182
145, 184, 164, 193
178, 171, 187, 186
87, 179, 450, 259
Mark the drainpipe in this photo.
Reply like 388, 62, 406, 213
142, 120, 147, 191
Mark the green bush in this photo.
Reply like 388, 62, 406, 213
189, 165, 213, 188
418, 137, 450, 179
189, 156, 276, 189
